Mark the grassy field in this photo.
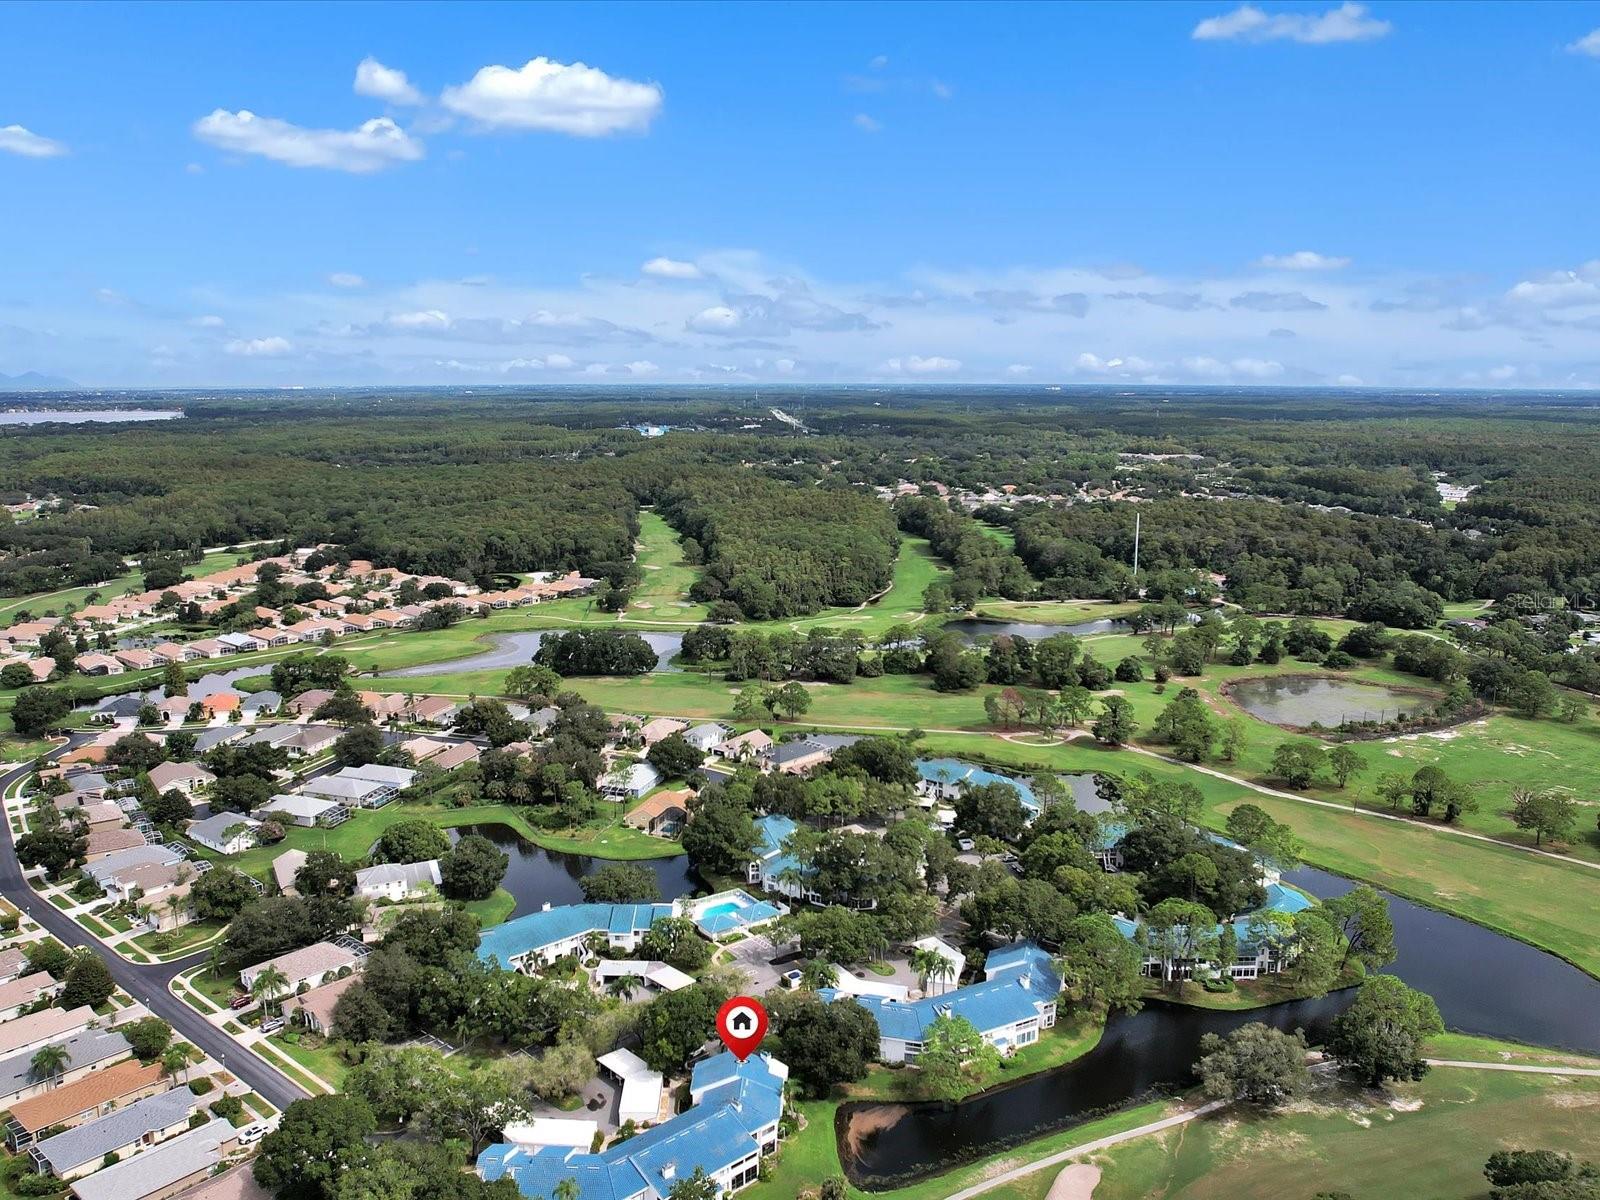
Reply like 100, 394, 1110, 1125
624, 510, 709, 622
967, 599, 1141, 625
192, 798, 682, 885
1082, 1065, 1600, 1200
911, 727, 1600, 978
0, 547, 251, 621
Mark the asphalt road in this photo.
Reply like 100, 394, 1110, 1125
0, 740, 308, 1113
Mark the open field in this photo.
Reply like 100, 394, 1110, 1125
623, 510, 708, 622
1083, 1064, 1600, 1200
193, 798, 682, 883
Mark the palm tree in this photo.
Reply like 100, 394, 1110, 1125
909, 947, 955, 996
249, 964, 289, 1016
206, 944, 227, 982
553, 1179, 581, 1200
606, 973, 643, 1001
799, 959, 837, 991
29, 1043, 70, 1084
161, 1046, 189, 1086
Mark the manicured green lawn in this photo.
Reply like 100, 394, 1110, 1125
201, 799, 683, 883
463, 886, 517, 928
967, 598, 1140, 625
1085, 1066, 1600, 1200
269, 1031, 351, 1088
624, 510, 709, 622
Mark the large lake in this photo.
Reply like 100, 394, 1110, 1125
380, 630, 685, 678
1228, 675, 1438, 727
0, 409, 183, 425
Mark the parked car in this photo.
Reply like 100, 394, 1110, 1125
238, 1122, 270, 1145
229, 994, 254, 1010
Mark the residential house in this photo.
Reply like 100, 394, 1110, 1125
354, 860, 441, 903
240, 940, 368, 995
0, 947, 29, 984
6, 1061, 168, 1151
404, 696, 459, 727
33, 1087, 198, 1181
198, 692, 240, 719
0, 1030, 132, 1109
477, 1051, 786, 1200
270, 850, 308, 895
83, 826, 151, 863
595, 1047, 664, 1126
73, 654, 123, 677
112, 649, 160, 672
151, 643, 195, 664
68, 1118, 237, 1200
682, 723, 732, 753
279, 725, 340, 757
282, 974, 359, 1035
215, 633, 264, 655
184, 639, 224, 660
185, 813, 260, 855
426, 741, 479, 772
0, 972, 61, 1021
298, 774, 393, 809
145, 762, 215, 797
0, 1007, 97, 1059
745, 815, 812, 902
286, 689, 335, 717
599, 762, 661, 801
477, 903, 679, 972
239, 690, 282, 717
190, 727, 244, 754
638, 717, 689, 747
770, 738, 834, 776
714, 729, 773, 765
1114, 881, 1315, 982
399, 736, 448, 762
356, 691, 408, 720
824, 943, 1060, 1064
590, 960, 694, 997
622, 789, 692, 838
83, 846, 188, 898
252, 794, 348, 828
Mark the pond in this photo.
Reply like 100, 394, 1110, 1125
447, 824, 697, 919
839, 867, 1600, 1189
0, 409, 183, 424
379, 630, 685, 678
944, 617, 1126, 640
1227, 675, 1438, 728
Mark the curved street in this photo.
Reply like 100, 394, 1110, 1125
0, 739, 307, 1113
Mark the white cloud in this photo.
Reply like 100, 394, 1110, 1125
688, 305, 740, 333
882, 355, 961, 374
1487, 364, 1518, 381
1230, 290, 1327, 312
184, 162, 205, 175
1193, 3, 1391, 44
1336, 373, 1364, 386
774, 358, 797, 374
625, 360, 660, 375
440, 57, 662, 136
225, 336, 293, 357
386, 309, 452, 330
1567, 28, 1600, 56
544, 353, 576, 370
642, 257, 701, 280
193, 110, 424, 173
1005, 363, 1032, 376
1076, 352, 1158, 375
1257, 250, 1350, 271
869, 55, 889, 69
853, 113, 883, 133
1505, 263, 1600, 309
328, 272, 366, 289
190, 315, 227, 329
0, 124, 67, 158
354, 57, 424, 106
932, 80, 953, 100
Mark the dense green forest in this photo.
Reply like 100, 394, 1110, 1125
6, 388, 1600, 616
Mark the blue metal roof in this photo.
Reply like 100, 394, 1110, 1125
481, 1051, 785, 1200
476, 903, 676, 969
915, 758, 1039, 813
823, 941, 1060, 1044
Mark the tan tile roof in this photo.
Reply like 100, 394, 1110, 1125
8, 1060, 166, 1133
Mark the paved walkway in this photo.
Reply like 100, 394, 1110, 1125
1427, 1058, 1600, 1077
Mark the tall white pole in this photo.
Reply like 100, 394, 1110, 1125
1133, 511, 1141, 581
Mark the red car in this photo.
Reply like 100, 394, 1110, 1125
229, 994, 254, 1010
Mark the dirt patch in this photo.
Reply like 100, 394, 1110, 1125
1045, 1163, 1101, 1200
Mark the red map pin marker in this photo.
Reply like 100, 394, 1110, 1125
716, 995, 769, 1062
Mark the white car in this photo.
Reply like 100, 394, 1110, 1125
238, 1122, 271, 1145
957, 837, 975, 852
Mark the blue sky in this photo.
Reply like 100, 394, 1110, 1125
3, 0, 1600, 388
